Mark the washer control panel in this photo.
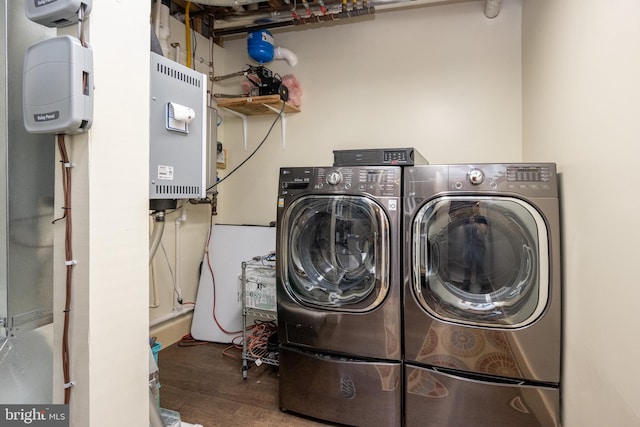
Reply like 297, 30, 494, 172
279, 166, 401, 197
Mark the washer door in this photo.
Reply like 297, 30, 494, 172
412, 196, 549, 328
283, 195, 390, 311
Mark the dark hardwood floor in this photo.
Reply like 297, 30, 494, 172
158, 341, 330, 427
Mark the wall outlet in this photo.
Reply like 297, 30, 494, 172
217, 149, 227, 169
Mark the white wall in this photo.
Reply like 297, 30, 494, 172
215, 0, 523, 224
522, 1, 640, 426
52, 1, 150, 425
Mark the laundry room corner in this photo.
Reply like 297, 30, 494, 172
522, 1, 640, 425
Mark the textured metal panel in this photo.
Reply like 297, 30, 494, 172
0, 0, 55, 405
405, 364, 560, 427
0, 0, 8, 330
4, 0, 55, 337
149, 52, 207, 199
279, 345, 402, 426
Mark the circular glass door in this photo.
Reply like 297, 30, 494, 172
412, 196, 549, 328
283, 195, 390, 311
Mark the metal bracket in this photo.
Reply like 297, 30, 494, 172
222, 107, 248, 150
4, 309, 53, 337
222, 104, 288, 151
262, 103, 287, 150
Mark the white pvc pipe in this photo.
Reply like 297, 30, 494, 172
484, 0, 502, 19
149, 261, 160, 308
149, 214, 165, 265
154, 0, 161, 38
274, 47, 298, 67
191, 0, 262, 5
174, 204, 187, 309
149, 305, 194, 328
149, 213, 165, 308
156, 1, 171, 56
150, 387, 164, 427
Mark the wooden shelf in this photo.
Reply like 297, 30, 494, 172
216, 95, 301, 116
216, 95, 300, 150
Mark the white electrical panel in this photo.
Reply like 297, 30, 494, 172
25, 0, 92, 28
150, 52, 208, 200
23, 35, 93, 135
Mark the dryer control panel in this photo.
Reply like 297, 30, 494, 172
447, 164, 557, 197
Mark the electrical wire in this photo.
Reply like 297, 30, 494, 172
151, 206, 191, 305
209, 26, 215, 86
245, 320, 277, 359
56, 134, 74, 405
224, 334, 245, 360
177, 332, 245, 362
248, 252, 276, 265
204, 202, 242, 335
148, 208, 176, 309
54, 4, 90, 404
177, 333, 210, 347
206, 100, 285, 192
176, 322, 277, 364
207, 27, 217, 117
223, 344, 242, 360
158, 242, 177, 296
78, 3, 87, 48
191, 18, 198, 68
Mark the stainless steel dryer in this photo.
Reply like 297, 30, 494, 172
403, 164, 561, 427
277, 166, 402, 426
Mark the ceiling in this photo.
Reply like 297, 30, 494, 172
166, 0, 497, 39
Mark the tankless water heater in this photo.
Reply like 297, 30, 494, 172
150, 52, 211, 200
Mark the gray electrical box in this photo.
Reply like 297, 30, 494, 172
23, 35, 93, 135
150, 52, 209, 200
25, 0, 92, 28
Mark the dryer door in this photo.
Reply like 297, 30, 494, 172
283, 195, 389, 311
413, 196, 549, 328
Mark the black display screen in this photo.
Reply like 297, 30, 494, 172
507, 166, 549, 182
383, 150, 408, 163
367, 170, 387, 183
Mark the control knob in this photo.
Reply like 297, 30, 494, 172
468, 168, 485, 185
326, 171, 342, 186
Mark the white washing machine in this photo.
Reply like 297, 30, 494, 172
276, 166, 402, 426
403, 164, 562, 427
